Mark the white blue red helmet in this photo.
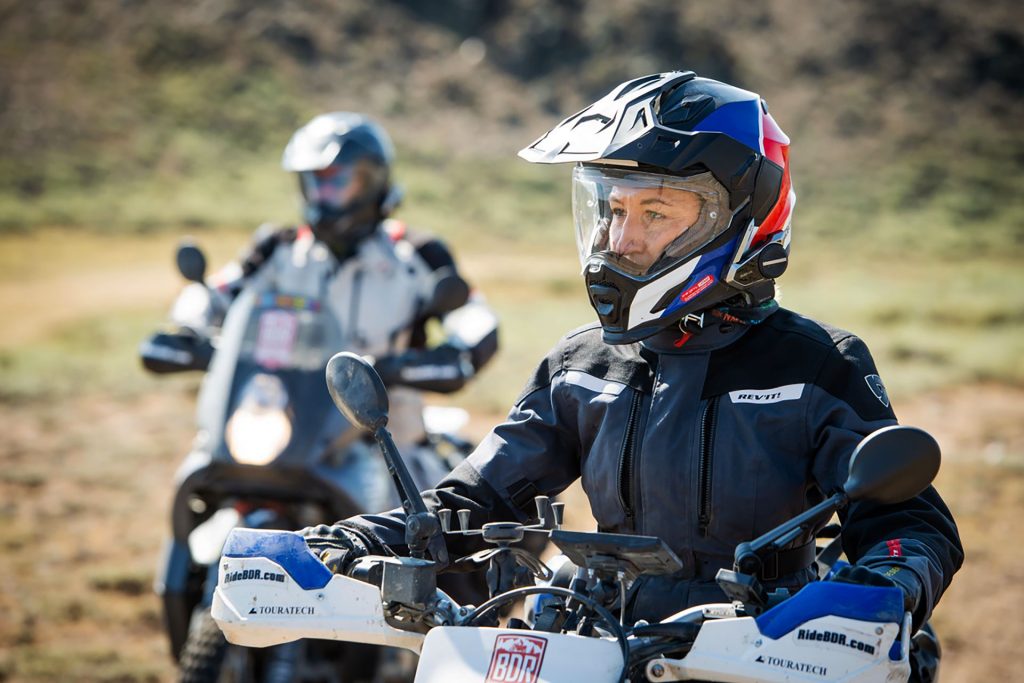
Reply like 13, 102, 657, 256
519, 71, 794, 344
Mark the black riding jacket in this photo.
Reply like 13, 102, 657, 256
355, 308, 963, 624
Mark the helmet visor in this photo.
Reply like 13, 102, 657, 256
571, 165, 731, 276
299, 163, 369, 213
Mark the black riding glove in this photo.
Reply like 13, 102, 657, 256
299, 524, 370, 574
833, 564, 923, 620
372, 345, 473, 393
139, 330, 214, 374
370, 353, 405, 387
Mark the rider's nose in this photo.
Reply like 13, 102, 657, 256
610, 215, 644, 256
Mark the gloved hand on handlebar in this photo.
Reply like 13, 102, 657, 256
299, 524, 370, 574
832, 564, 923, 621
371, 344, 474, 393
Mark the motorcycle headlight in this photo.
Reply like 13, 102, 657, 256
225, 374, 292, 465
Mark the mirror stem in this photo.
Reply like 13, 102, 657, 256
374, 427, 428, 517
734, 491, 848, 575
373, 427, 446, 563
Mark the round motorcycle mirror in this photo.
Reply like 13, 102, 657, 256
843, 425, 940, 504
176, 241, 207, 283
326, 352, 390, 432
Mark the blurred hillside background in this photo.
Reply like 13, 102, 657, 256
1, 0, 1022, 680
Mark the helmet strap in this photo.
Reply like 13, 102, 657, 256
673, 297, 780, 347
716, 297, 780, 325
677, 311, 707, 333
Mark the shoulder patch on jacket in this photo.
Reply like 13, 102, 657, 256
816, 335, 896, 420
864, 374, 890, 407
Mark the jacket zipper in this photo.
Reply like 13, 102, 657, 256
617, 390, 643, 520
348, 267, 363, 346
697, 396, 719, 537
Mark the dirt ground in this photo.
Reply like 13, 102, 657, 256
0, 379, 1022, 681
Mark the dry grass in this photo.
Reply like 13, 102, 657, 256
1, 229, 1022, 681
2, 385, 1021, 681
0, 229, 250, 350
0, 391, 190, 682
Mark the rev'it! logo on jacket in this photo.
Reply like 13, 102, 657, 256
728, 383, 805, 404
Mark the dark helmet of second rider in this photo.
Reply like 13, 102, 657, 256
520, 71, 795, 344
282, 112, 403, 260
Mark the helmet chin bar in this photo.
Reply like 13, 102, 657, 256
584, 231, 786, 345
584, 255, 716, 345
307, 193, 386, 257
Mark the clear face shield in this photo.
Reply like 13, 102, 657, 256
298, 163, 370, 214
571, 165, 732, 277
297, 159, 389, 254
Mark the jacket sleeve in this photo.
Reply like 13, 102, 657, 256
377, 233, 499, 393
807, 334, 964, 626
346, 347, 582, 562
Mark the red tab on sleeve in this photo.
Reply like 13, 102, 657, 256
383, 219, 407, 242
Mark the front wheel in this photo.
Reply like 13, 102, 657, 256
178, 608, 231, 683
179, 608, 299, 683
177, 607, 386, 683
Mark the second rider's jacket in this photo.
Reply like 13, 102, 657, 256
175, 221, 498, 446
352, 308, 963, 625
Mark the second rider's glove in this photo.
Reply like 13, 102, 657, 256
371, 345, 473, 393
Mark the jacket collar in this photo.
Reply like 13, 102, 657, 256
641, 318, 750, 354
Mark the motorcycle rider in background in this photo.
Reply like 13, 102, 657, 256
153, 111, 499, 490
299, 74, 961, 681
141, 112, 498, 680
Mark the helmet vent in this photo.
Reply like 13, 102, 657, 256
574, 112, 615, 133
588, 282, 622, 319
659, 92, 715, 130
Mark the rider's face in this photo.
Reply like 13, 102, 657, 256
607, 185, 703, 272
304, 164, 368, 211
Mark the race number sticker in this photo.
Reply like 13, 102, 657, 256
485, 634, 548, 683
253, 310, 298, 369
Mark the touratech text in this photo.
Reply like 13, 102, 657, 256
248, 606, 315, 616
756, 655, 828, 676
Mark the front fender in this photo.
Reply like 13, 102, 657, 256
188, 507, 243, 566
415, 627, 622, 683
